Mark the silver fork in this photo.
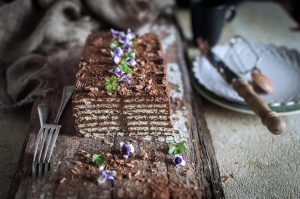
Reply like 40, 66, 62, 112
32, 86, 75, 178
32, 104, 50, 178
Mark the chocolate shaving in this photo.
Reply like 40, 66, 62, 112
62, 149, 198, 198
76, 32, 168, 97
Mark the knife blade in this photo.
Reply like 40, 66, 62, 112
206, 50, 239, 84
196, 38, 285, 135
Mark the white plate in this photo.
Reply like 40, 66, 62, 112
192, 43, 300, 108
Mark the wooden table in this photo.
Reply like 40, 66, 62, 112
8, 20, 224, 199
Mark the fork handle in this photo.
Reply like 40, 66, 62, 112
38, 104, 49, 126
233, 78, 286, 134
54, 86, 75, 124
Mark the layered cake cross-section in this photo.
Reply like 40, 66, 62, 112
72, 29, 173, 137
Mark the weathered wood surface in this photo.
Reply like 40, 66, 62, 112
8, 20, 224, 199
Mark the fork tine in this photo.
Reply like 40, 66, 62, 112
43, 163, 49, 178
32, 162, 37, 178
33, 125, 60, 178
38, 162, 43, 178
46, 159, 53, 177
43, 158, 53, 179
49, 157, 53, 173
46, 126, 61, 163
37, 126, 50, 163
42, 127, 55, 163
33, 126, 45, 163
32, 87, 74, 178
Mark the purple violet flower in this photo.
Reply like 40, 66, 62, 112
173, 155, 185, 167
110, 67, 123, 77
119, 31, 126, 39
119, 31, 132, 45
126, 29, 136, 40
111, 28, 122, 39
120, 74, 131, 84
110, 47, 123, 64
122, 43, 133, 51
119, 35, 131, 45
112, 55, 121, 64
97, 166, 117, 184
112, 47, 123, 57
120, 142, 134, 159
127, 56, 137, 67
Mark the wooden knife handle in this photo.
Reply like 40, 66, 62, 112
233, 78, 286, 134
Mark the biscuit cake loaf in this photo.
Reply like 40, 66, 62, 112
72, 30, 173, 137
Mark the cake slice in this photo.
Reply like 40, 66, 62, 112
72, 30, 173, 137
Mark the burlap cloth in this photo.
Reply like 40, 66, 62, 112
0, 0, 173, 109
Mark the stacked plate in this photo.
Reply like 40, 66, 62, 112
192, 42, 300, 115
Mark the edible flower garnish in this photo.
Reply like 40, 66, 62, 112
127, 56, 137, 67
104, 75, 119, 92
120, 142, 134, 159
105, 28, 137, 92
168, 142, 186, 155
112, 47, 123, 57
111, 28, 122, 39
126, 29, 136, 40
122, 43, 132, 51
120, 74, 131, 84
97, 166, 117, 184
92, 154, 106, 166
113, 56, 121, 64
111, 47, 123, 64
173, 154, 185, 167
110, 67, 123, 77
119, 35, 131, 45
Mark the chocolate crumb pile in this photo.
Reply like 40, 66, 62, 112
63, 150, 197, 199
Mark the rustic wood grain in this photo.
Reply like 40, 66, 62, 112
8, 20, 224, 199
175, 29, 224, 198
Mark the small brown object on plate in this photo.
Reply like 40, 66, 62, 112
251, 69, 273, 93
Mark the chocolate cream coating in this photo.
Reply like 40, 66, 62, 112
73, 32, 173, 137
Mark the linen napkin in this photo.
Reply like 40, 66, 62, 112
0, 0, 173, 109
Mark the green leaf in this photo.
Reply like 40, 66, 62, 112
168, 142, 186, 155
124, 49, 135, 58
120, 59, 128, 66
104, 75, 119, 92
168, 145, 176, 154
92, 154, 106, 166
119, 64, 132, 74
110, 40, 119, 48
174, 142, 186, 154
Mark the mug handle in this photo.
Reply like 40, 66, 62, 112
224, 5, 236, 24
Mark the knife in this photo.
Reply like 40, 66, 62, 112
197, 38, 285, 134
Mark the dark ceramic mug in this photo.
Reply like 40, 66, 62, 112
191, 0, 236, 46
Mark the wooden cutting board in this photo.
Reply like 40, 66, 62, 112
8, 20, 224, 199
